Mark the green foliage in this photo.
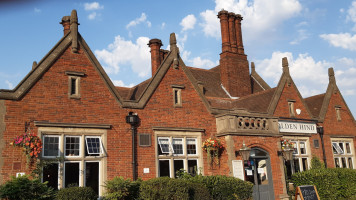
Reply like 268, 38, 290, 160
189, 175, 253, 200
0, 175, 55, 200
139, 177, 191, 200
104, 177, 141, 200
292, 168, 356, 200
56, 186, 97, 200
310, 156, 325, 169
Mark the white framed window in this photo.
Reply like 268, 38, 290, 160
284, 137, 310, 179
156, 133, 202, 178
40, 127, 107, 197
43, 135, 60, 157
85, 136, 103, 155
332, 139, 354, 169
65, 136, 81, 157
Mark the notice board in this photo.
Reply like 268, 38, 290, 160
295, 185, 320, 200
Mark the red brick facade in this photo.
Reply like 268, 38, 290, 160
0, 10, 355, 200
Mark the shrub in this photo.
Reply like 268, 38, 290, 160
56, 186, 97, 200
104, 176, 141, 200
292, 168, 356, 200
0, 175, 55, 200
190, 175, 253, 200
310, 156, 325, 169
139, 177, 191, 200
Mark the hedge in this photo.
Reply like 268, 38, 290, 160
56, 186, 97, 200
0, 176, 55, 200
292, 168, 356, 200
104, 174, 252, 200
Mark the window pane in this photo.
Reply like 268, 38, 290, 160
188, 160, 198, 176
293, 159, 300, 173
65, 163, 79, 187
172, 138, 183, 155
159, 160, 170, 177
292, 141, 298, 154
158, 138, 170, 154
86, 137, 101, 154
302, 158, 308, 171
65, 137, 80, 156
300, 142, 306, 155
335, 158, 340, 168
341, 157, 347, 168
339, 143, 344, 154
348, 158, 353, 169
187, 139, 197, 155
85, 162, 99, 195
174, 160, 184, 178
43, 163, 58, 189
346, 143, 351, 154
332, 142, 343, 154
43, 136, 59, 157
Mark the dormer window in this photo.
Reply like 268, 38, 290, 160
65, 71, 85, 99
288, 100, 296, 118
335, 106, 341, 121
171, 85, 185, 107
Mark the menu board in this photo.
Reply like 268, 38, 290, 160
295, 185, 320, 200
232, 160, 244, 180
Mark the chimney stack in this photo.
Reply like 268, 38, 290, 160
60, 16, 71, 35
218, 10, 251, 97
148, 39, 163, 76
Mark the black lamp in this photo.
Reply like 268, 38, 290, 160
126, 112, 140, 181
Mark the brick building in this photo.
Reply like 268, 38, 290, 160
0, 10, 355, 200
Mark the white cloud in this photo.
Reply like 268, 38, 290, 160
5, 80, 13, 89
347, 1, 356, 23
95, 35, 151, 77
180, 14, 197, 31
320, 33, 356, 51
126, 13, 151, 29
200, 10, 220, 38
34, 8, 41, 13
84, 2, 104, 11
88, 12, 97, 20
112, 80, 135, 88
161, 22, 166, 29
256, 51, 330, 96
200, 0, 302, 39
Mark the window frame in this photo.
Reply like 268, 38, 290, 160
39, 127, 107, 197
284, 137, 311, 175
64, 135, 81, 157
331, 138, 355, 169
155, 131, 203, 178
42, 135, 60, 158
85, 136, 103, 155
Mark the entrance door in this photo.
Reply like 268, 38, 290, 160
244, 148, 275, 200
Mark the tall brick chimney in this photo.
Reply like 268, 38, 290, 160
218, 10, 251, 97
148, 39, 163, 76
60, 16, 71, 35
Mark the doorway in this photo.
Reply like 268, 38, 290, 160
244, 148, 275, 200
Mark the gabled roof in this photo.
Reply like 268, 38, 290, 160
266, 57, 314, 118
314, 68, 356, 124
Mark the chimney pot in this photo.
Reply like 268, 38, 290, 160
148, 38, 163, 76
60, 16, 71, 35
218, 10, 231, 53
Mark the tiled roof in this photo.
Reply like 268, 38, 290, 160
207, 88, 276, 113
187, 66, 229, 98
305, 93, 325, 118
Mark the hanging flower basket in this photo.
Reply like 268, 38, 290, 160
11, 132, 42, 166
202, 138, 224, 165
281, 139, 294, 151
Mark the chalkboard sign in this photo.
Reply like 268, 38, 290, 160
295, 185, 320, 200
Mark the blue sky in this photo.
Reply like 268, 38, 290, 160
1, 0, 356, 116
